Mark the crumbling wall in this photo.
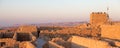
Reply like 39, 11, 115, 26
101, 24, 120, 40
70, 36, 112, 48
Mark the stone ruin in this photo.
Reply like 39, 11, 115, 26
0, 32, 36, 48
0, 25, 37, 48
0, 32, 17, 48
69, 36, 116, 48
1, 12, 120, 48
39, 12, 120, 48
42, 36, 120, 48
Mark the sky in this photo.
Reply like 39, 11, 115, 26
0, 0, 120, 26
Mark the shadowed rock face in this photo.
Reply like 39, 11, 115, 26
17, 33, 31, 41
0, 32, 14, 38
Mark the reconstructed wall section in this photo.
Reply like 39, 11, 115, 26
101, 24, 120, 40
90, 12, 109, 25
70, 36, 112, 48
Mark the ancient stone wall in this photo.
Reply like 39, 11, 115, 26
16, 25, 37, 32
101, 24, 120, 40
90, 12, 109, 25
70, 36, 112, 48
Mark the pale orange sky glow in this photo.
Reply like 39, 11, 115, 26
0, 0, 120, 26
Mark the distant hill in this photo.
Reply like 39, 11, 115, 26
0, 22, 88, 28
36, 22, 88, 27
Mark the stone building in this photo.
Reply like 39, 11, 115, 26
90, 12, 109, 25
0, 32, 36, 48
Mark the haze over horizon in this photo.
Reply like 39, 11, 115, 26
0, 0, 120, 26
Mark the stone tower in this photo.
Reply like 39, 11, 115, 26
90, 12, 109, 25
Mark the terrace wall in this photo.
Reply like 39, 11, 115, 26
70, 36, 112, 48
101, 24, 120, 40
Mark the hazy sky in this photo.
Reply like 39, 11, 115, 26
0, 0, 120, 26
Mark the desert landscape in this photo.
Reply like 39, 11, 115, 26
1, 12, 120, 48
0, 0, 120, 48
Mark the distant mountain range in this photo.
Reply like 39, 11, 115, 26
36, 22, 88, 27
0, 22, 88, 29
